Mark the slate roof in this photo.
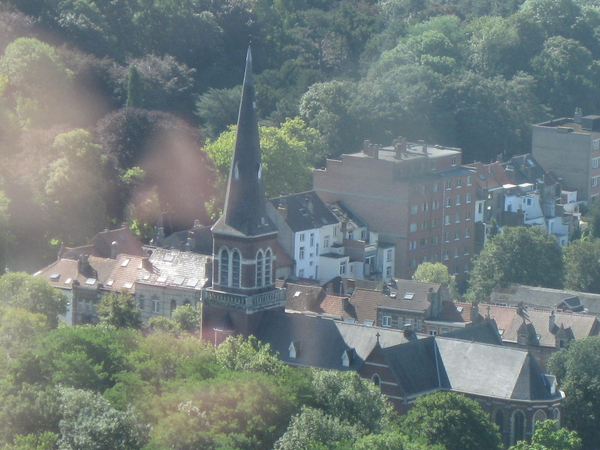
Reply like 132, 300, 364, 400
380, 335, 562, 401
379, 279, 440, 312
327, 201, 367, 231
284, 282, 326, 312
60, 227, 145, 259
269, 191, 338, 232
158, 225, 213, 255
104, 255, 148, 294
212, 47, 277, 237
35, 256, 118, 290
491, 284, 600, 316
138, 247, 210, 291
254, 310, 421, 371
346, 288, 383, 324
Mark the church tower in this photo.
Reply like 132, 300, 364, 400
204, 47, 286, 342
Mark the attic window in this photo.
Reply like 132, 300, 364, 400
49, 273, 60, 282
156, 275, 167, 283
342, 349, 355, 367
345, 318, 356, 324
85, 278, 96, 285
289, 341, 302, 359
294, 291, 301, 297
123, 281, 134, 289
457, 307, 463, 313
364, 320, 374, 326
173, 276, 185, 285
106, 280, 114, 286
404, 292, 415, 300
121, 258, 130, 267
187, 278, 199, 287
163, 254, 175, 262
64, 278, 72, 284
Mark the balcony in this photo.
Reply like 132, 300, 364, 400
204, 288, 287, 312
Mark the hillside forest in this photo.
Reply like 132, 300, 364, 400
1, 0, 600, 271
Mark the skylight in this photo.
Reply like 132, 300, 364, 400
106, 280, 114, 286
404, 292, 415, 300
156, 275, 167, 283
85, 278, 96, 285
121, 258, 130, 267
364, 320, 374, 326
163, 254, 175, 262
187, 278, 199, 287
49, 273, 60, 282
173, 276, 185, 285
123, 281, 134, 289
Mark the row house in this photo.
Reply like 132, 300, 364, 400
532, 110, 600, 204
313, 139, 476, 283
467, 154, 579, 251
267, 191, 394, 284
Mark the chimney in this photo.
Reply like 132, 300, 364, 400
574, 107, 583, 124
363, 140, 375, 157
111, 241, 119, 259
394, 138, 407, 160
193, 219, 200, 228
470, 302, 479, 322
142, 257, 153, 272
277, 198, 288, 221
549, 310, 556, 332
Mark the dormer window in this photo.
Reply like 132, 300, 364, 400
342, 348, 355, 367
289, 341, 302, 359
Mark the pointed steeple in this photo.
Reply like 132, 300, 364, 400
212, 47, 276, 237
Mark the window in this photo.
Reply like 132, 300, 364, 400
433, 182, 440, 192
466, 211, 471, 221
299, 247, 305, 259
432, 200, 440, 210
386, 266, 392, 277
429, 326, 438, 336
431, 236, 439, 245
446, 180, 452, 190
422, 221, 429, 230
372, 374, 381, 387
219, 248, 229, 286
299, 269, 304, 277
465, 228, 471, 238
422, 202, 429, 212
464, 245, 470, 255
152, 298, 160, 313
139, 295, 145, 311
456, 178, 462, 188
411, 205, 418, 214
455, 213, 460, 223
299, 233, 305, 242
464, 262, 470, 272
265, 248, 272, 285
444, 232, 450, 243
445, 215, 450, 225
256, 250, 264, 286
444, 250, 449, 260
410, 223, 418, 232
454, 230, 460, 240
423, 185, 430, 194
310, 233, 314, 246
432, 218, 439, 228
592, 176, 599, 187
495, 410, 505, 436
446, 197, 452, 207
431, 253, 438, 262
324, 236, 330, 248
452, 156, 457, 166
441, 327, 450, 334
594, 157, 600, 169
387, 250, 393, 262
512, 411, 526, 445
381, 315, 392, 327
410, 240, 417, 250
453, 264, 460, 275
409, 258, 417, 268
454, 248, 459, 258
466, 193, 472, 203
361, 229, 367, 240
231, 251, 241, 287
348, 231, 354, 240
421, 238, 428, 247
455, 195, 461, 205
334, 226, 338, 236
340, 262, 346, 275
467, 175, 472, 186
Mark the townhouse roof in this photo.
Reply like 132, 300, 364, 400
491, 283, 600, 315
380, 279, 441, 312
269, 191, 338, 233
158, 224, 213, 255
380, 335, 561, 401
284, 282, 326, 312
254, 310, 422, 371
327, 201, 367, 230
60, 227, 145, 259
138, 247, 210, 291
35, 256, 118, 290
103, 254, 148, 294
346, 288, 384, 324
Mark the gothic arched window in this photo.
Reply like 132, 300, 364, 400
232, 250, 241, 287
265, 248, 272, 286
512, 410, 526, 445
219, 248, 229, 286
256, 250, 264, 287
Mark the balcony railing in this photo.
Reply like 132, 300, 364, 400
204, 288, 287, 312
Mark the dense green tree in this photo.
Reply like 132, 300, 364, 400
412, 262, 458, 299
171, 304, 201, 333
563, 239, 600, 293
467, 227, 564, 302
215, 334, 285, 376
274, 407, 362, 450
509, 420, 582, 450
3, 431, 59, 450
402, 391, 502, 450
97, 290, 142, 329
125, 65, 144, 109
58, 387, 148, 450
0, 307, 50, 357
0, 272, 66, 328
548, 337, 600, 449
195, 86, 242, 139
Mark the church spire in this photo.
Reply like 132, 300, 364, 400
212, 47, 276, 237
